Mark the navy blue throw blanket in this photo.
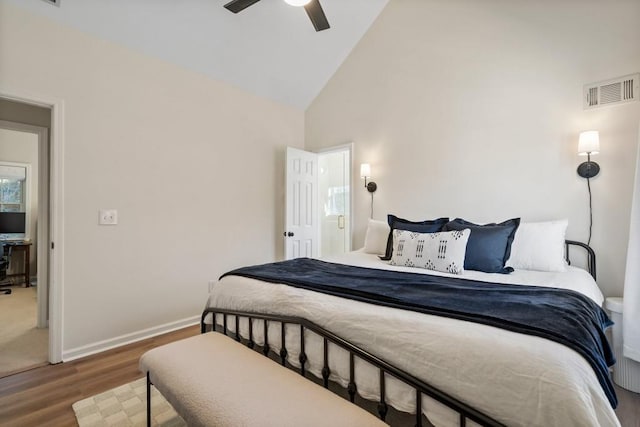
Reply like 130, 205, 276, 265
221, 258, 617, 408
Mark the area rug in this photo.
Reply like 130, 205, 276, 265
72, 377, 186, 427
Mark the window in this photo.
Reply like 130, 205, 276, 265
0, 164, 28, 240
0, 178, 24, 212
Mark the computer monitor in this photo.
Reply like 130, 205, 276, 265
0, 212, 26, 235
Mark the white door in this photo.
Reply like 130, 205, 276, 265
285, 147, 319, 259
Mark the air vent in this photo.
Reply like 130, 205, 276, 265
584, 73, 639, 109
41, 0, 60, 6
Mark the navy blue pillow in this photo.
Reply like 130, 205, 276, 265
380, 215, 449, 260
444, 218, 520, 274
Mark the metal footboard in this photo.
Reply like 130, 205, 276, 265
201, 308, 506, 427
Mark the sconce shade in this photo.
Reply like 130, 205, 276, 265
577, 130, 600, 178
284, 0, 311, 6
360, 163, 371, 178
578, 131, 600, 155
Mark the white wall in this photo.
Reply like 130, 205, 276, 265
0, 128, 39, 275
306, 0, 640, 297
0, 3, 304, 355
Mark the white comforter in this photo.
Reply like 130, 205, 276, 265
206, 251, 619, 427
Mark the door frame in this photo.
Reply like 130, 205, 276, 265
316, 143, 354, 254
0, 89, 65, 364
0, 122, 48, 329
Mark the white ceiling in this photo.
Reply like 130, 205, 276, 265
4, 0, 389, 109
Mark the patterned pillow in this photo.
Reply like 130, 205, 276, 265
380, 215, 450, 260
389, 228, 471, 275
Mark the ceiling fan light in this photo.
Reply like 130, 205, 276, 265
284, 0, 311, 6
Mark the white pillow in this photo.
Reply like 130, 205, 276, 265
389, 228, 470, 275
506, 219, 568, 272
363, 219, 390, 255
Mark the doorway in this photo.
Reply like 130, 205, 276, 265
0, 121, 50, 376
0, 94, 62, 366
318, 145, 352, 258
283, 144, 353, 260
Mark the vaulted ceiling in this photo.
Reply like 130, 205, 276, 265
4, 0, 389, 109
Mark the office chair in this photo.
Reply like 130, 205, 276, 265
0, 243, 10, 295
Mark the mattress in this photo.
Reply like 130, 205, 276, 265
206, 251, 618, 427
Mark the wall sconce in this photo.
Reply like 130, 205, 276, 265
360, 163, 377, 193
577, 130, 600, 179
577, 130, 600, 246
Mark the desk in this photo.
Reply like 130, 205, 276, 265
3, 242, 31, 287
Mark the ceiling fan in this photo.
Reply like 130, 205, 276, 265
224, 0, 330, 32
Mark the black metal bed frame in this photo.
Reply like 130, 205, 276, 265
199, 241, 596, 427
200, 308, 506, 427
565, 239, 596, 279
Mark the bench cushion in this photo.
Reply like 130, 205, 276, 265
140, 333, 388, 427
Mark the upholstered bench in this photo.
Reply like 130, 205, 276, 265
139, 332, 389, 427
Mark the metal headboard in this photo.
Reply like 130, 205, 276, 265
565, 240, 596, 280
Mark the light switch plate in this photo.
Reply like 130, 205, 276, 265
99, 209, 118, 225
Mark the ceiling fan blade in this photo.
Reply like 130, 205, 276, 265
304, 0, 330, 32
224, 0, 262, 14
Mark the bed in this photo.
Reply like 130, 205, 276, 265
202, 218, 619, 427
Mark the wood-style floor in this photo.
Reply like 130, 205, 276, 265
0, 325, 199, 427
616, 384, 640, 427
0, 323, 638, 426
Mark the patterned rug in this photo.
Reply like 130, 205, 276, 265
72, 378, 186, 427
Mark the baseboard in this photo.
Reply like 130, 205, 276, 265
62, 315, 200, 362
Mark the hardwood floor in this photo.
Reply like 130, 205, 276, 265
0, 323, 638, 426
0, 325, 199, 427
616, 385, 640, 427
